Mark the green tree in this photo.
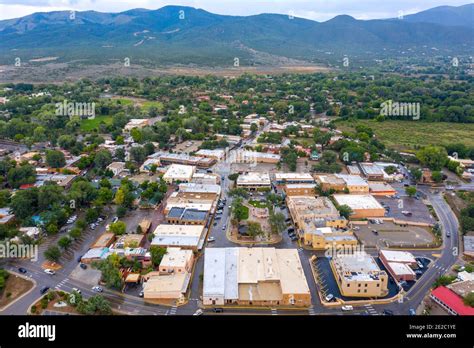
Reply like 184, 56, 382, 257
109, 221, 126, 235
150, 246, 167, 267
416, 146, 448, 171
46, 150, 66, 168
58, 236, 72, 250
405, 186, 417, 197
44, 246, 61, 262
269, 212, 286, 235
94, 150, 112, 169
247, 221, 264, 237
338, 204, 353, 219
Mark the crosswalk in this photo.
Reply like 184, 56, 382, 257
270, 308, 278, 316
364, 304, 378, 315
308, 306, 316, 316
167, 306, 178, 316
432, 264, 449, 272
55, 278, 69, 290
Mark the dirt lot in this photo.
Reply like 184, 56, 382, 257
173, 140, 203, 154
0, 272, 34, 309
354, 221, 436, 248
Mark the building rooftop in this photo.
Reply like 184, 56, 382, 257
360, 162, 385, 176
163, 164, 195, 179
333, 194, 384, 210
151, 224, 204, 248
160, 248, 193, 269
332, 252, 386, 282
431, 286, 474, 316
387, 262, 416, 276
274, 173, 314, 181
336, 174, 368, 186
178, 183, 221, 195
287, 196, 339, 218
237, 172, 271, 185
380, 250, 416, 264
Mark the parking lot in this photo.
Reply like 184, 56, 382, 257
173, 140, 203, 154
376, 195, 434, 224
354, 221, 435, 248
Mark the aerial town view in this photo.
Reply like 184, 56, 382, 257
0, 0, 473, 346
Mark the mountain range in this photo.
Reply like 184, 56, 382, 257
0, 4, 472, 67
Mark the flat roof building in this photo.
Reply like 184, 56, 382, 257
333, 194, 385, 219
159, 247, 194, 275
369, 182, 397, 196
195, 149, 226, 161
287, 196, 340, 229
359, 162, 385, 181
274, 173, 314, 185
143, 272, 191, 301
236, 172, 271, 190
331, 252, 388, 298
284, 183, 317, 196
203, 247, 311, 307
151, 224, 205, 251
163, 164, 195, 183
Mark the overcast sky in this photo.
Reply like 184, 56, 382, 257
0, 0, 472, 21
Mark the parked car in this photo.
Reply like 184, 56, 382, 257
207, 237, 216, 243
341, 305, 353, 311
446, 231, 451, 238
222, 225, 226, 230
417, 261, 424, 269
40, 286, 50, 294
383, 309, 394, 316
193, 309, 204, 316
44, 269, 55, 275
139, 290, 144, 298
18, 267, 27, 274
372, 229, 379, 235
409, 308, 416, 315
325, 294, 334, 302
92, 286, 103, 293
80, 263, 87, 270
213, 308, 224, 313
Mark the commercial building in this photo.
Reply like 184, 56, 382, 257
347, 165, 361, 176
359, 163, 385, 181
178, 183, 222, 196
333, 194, 385, 219
203, 248, 311, 307
143, 272, 191, 301
287, 196, 340, 229
368, 182, 397, 196
430, 285, 474, 316
236, 172, 271, 190
166, 207, 209, 225
191, 172, 219, 185
379, 250, 418, 282
162, 164, 196, 183
274, 173, 315, 185
302, 225, 357, 250
232, 151, 280, 164
91, 232, 116, 249
159, 247, 194, 275
284, 183, 317, 196
151, 152, 215, 168
195, 149, 226, 161
315, 174, 369, 193
151, 224, 205, 251
331, 252, 389, 298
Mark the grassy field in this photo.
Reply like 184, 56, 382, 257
80, 115, 113, 131
142, 101, 164, 112
336, 119, 474, 152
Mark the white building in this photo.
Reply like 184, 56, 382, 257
163, 164, 196, 183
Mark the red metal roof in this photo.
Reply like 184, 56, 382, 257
19, 184, 35, 190
431, 286, 474, 316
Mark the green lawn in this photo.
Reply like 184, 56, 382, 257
336, 119, 474, 152
142, 101, 164, 112
248, 200, 268, 209
80, 115, 113, 131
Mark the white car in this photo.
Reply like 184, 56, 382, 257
207, 237, 216, 243
193, 309, 204, 316
72, 287, 81, 294
44, 269, 55, 275
222, 225, 226, 231
325, 294, 334, 302
92, 286, 103, 293
341, 305, 353, 311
